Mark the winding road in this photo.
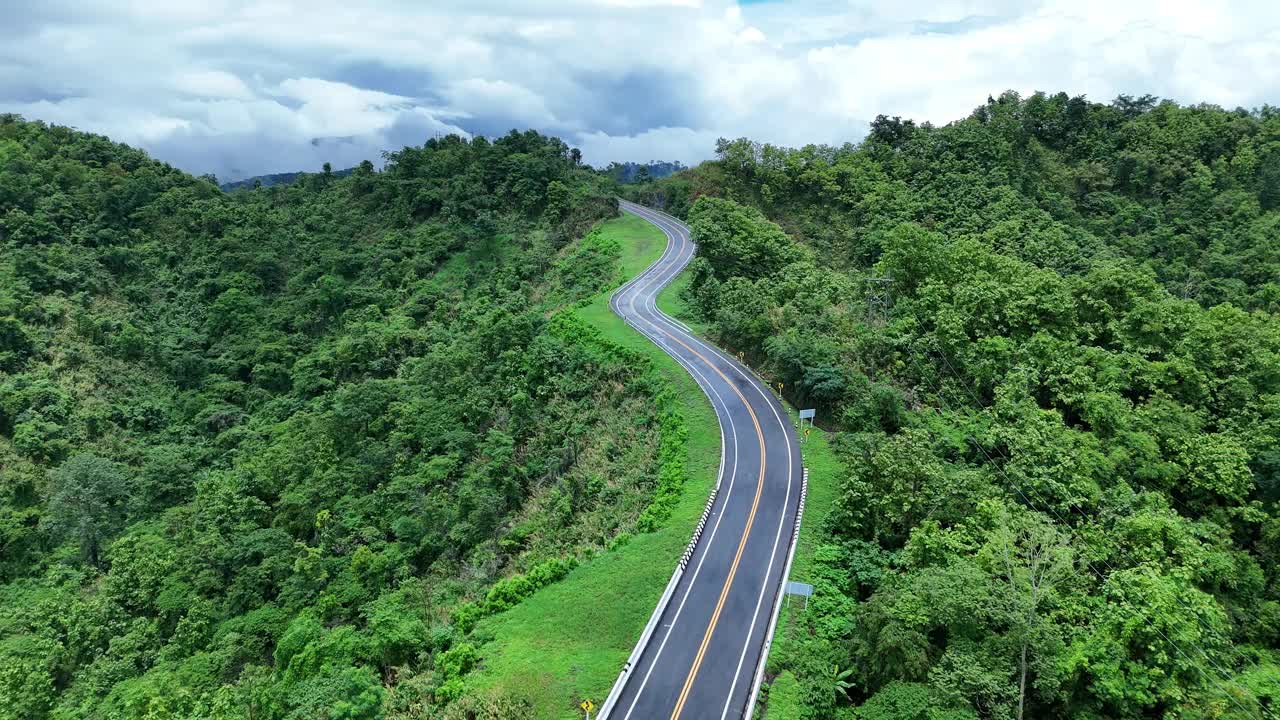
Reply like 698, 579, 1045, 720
599, 201, 803, 720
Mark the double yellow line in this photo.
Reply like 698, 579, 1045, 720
647, 325, 767, 720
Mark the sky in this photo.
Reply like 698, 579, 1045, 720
3, 0, 1279, 181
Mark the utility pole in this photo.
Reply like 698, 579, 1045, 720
864, 273, 895, 325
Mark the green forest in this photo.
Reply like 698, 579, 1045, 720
4, 89, 1280, 720
0, 116, 686, 719
629, 92, 1280, 718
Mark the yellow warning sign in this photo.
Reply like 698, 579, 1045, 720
581, 700, 595, 713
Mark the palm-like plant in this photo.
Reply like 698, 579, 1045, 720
827, 664, 856, 703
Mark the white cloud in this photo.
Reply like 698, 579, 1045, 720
1, 97, 192, 144
274, 77, 413, 137
794, 0, 1280, 125
2, 0, 1279, 179
576, 126, 721, 166
443, 78, 562, 129
174, 70, 254, 100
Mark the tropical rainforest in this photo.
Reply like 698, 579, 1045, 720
630, 92, 1280, 719
3, 89, 1279, 720
0, 115, 685, 719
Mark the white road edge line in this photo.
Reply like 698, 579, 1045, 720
744, 468, 808, 719
619, 211, 743, 720
599, 207, 701, 718
718, 443, 792, 719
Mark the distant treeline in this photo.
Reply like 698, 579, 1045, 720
600, 160, 685, 184
222, 158, 686, 192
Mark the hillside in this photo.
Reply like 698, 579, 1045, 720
631, 93, 1280, 718
5, 90, 1279, 720
599, 161, 686, 185
0, 116, 681, 719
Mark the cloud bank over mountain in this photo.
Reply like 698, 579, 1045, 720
4, 0, 1278, 180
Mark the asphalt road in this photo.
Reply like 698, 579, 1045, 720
603, 200, 803, 720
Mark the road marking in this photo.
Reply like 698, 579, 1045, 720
646, 215, 798, 716
657, 329, 766, 720
615, 202, 798, 719
618, 369, 737, 720
631, 200, 800, 720
719, 453, 792, 719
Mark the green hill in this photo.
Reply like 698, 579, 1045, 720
0, 115, 679, 719
630, 92, 1280, 719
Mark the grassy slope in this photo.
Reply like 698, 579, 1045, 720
653, 265, 709, 336
468, 214, 721, 717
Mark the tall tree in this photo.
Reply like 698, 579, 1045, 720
979, 505, 1073, 720
42, 454, 127, 567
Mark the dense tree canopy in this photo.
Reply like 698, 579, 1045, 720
634, 92, 1280, 719
0, 116, 665, 719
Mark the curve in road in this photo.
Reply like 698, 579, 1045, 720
600, 200, 803, 720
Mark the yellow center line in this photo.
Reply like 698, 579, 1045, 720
646, 325, 767, 720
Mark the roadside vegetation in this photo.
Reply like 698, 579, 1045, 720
631, 93, 1280, 719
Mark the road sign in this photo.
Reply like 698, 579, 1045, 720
786, 581, 814, 597
799, 409, 816, 441
785, 581, 814, 610
581, 700, 594, 713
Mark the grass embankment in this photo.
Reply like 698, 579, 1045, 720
468, 214, 721, 717
653, 264, 709, 336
